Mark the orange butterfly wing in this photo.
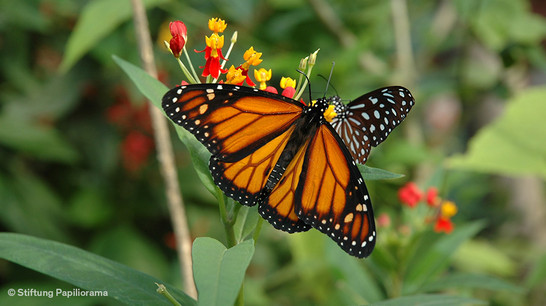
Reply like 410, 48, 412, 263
163, 84, 303, 162
209, 125, 296, 206
295, 124, 376, 258
163, 84, 307, 213
260, 140, 312, 233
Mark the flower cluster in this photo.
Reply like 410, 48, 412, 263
164, 18, 320, 102
106, 87, 154, 173
398, 182, 458, 234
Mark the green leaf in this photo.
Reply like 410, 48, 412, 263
114, 55, 216, 194
358, 164, 404, 180
0, 171, 68, 241
403, 221, 485, 294
525, 253, 546, 289
0, 233, 196, 306
453, 239, 517, 277
192, 238, 254, 306
233, 206, 260, 243
369, 294, 486, 306
447, 87, 546, 180
421, 273, 522, 293
60, 0, 168, 72
0, 116, 79, 163
113, 55, 167, 107
325, 245, 385, 303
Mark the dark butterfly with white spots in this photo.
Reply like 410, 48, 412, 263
162, 83, 414, 258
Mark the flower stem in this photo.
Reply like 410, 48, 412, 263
216, 188, 237, 247
176, 57, 198, 84
183, 45, 201, 83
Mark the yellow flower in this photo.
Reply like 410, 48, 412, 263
254, 68, 272, 90
323, 105, 337, 122
225, 65, 246, 85
205, 33, 224, 58
208, 18, 227, 33
242, 47, 263, 70
440, 201, 458, 218
280, 77, 296, 89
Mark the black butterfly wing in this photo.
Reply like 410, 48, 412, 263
330, 86, 415, 164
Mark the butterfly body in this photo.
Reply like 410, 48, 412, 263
163, 83, 413, 258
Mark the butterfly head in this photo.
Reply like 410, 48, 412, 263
310, 97, 338, 123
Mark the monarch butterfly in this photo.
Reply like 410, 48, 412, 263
162, 83, 414, 258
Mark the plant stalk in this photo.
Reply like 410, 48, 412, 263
130, 0, 197, 299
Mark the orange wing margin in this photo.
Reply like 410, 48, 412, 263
295, 124, 376, 258
162, 84, 303, 162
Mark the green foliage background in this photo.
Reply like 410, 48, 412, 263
0, 0, 545, 305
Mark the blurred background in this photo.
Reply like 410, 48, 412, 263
0, 0, 545, 305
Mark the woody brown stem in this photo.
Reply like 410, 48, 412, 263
130, 0, 197, 299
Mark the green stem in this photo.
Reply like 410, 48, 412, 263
252, 218, 264, 245
216, 187, 245, 306
156, 283, 182, 306
176, 57, 198, 84
183, 45, 200, 83
216, 188, 237, 247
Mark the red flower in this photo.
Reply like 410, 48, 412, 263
281, 86, 296, 98
169, 21, 187, 58
377, 213, 391, 228
434, 217, 454, 234
264, 86, 278, 94
106, 87, 151, 133
426, 187, 439, 207
195, 33, 227, 79
398, 182, 423, 208
122, 131, 154, 173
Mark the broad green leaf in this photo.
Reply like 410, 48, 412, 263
447, 87, 546, 179
402, 221, 485, 294
453, 239, 517, 277
358, 164, 404, 180
114, 55, 215, 193
0, 117, 78, 163
113, 55, 167, 108
370, 294, 485, 306
325, 244, 384, 303
421, 273, 521, 293
0, 233, 196, 306
192, 238, 254, 306
60, 0, 168, 72
0, 171, 68, 242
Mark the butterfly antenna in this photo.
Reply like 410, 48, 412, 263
323, 61, 335, 97
317, 74, 339, 96
297, 69, 313, 104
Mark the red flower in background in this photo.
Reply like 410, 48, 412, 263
434, 217, 454, 234
122, 131, 154, 173
398, 182, 423, 208
106, 86, 154, 173
426, 187, 439, 207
